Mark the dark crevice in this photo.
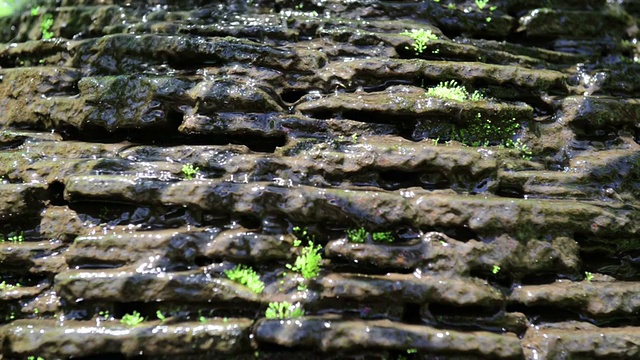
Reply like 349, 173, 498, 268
280, 89, 312, 104
495, 184, 525, 198
505, 304, 585, 324
379, 169, 450, 191
47, 180, 68, 206
429, 303, 500, 319
401, 303, 422, 324
113, 302, 155, 320
195, 256, 217, 267
518, 273, 565, 285
236, 214, 262, 230
331, 262, 415, 275
73, 354, 128, 360
436, 226, 477, 242
57, 124, 286, 153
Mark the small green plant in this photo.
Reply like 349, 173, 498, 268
425, 80, 483, 102
585, 271, 594, 282
401, 29, 438, 55
182, 163, 199, 179
265, 301, 304, 319
120, 311, 145, 326
492, 265, 501, 274
452, 113, 520, 147
98, 310, 110, 319
224, 265, 265, 294
475, 0, 489, 10
0, 281, 20, 290
447, 3, 456, 9
40, 14, 54, 40
287, 242, 322, 279
292, 226, 314, 245
504, 138, 532, 160
372, 231, 394, 243
27, 357, 44, 360
346, 228, 368, 243
30, 6, 39, 16
199, 315, 207, 323
156, 310, 166, 322
7, 232, 23, 243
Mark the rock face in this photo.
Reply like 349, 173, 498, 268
0, 0, 639, 359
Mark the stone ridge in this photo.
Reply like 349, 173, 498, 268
0, 0, 639, 359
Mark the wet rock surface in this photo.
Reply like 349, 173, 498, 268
0, 0, 639, 359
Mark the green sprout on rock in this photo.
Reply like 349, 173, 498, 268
0, 281, 20, 290
425, 80, 484, 102
346, 228, 368, 243
265, 301, 304, 319
401, 29, 438, 56
372, 231, 394, 243
492, 265, 501, 274
182, 163, 199, 179
41, 14, 54, 40
347, 228, 396, 243
156, 310, 166, 322
224, 264, 265, 294
287, 242, 322, 280
585, 271, 594, 282
120, 311, 145, 326
475, 0, 489, 10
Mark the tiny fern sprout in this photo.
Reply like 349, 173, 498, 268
265, 301, 304, 319
182, 163, 199, 179
401, 29, 438, 56
121, 311, 144, 326
346, 228, 368, 243
224, 265, 265, 294
286, 242, 322, 279
372, 231, 394, 243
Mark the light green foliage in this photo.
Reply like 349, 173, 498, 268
425, 80, 484, 102
265, 301, 304, 319
346, 228, 368, 243
41, 14, 54, 39
224, 265, 265, 294
182, 163, 199, 179
27, 357, 44, 360
475, 0, 489, 10
0, 281, 20, 290
401, 29, 437, 55
347, 228, 395, 243
447, 3, 455, 9
504, 138, 532, 160
98, 310, 110, 319
492, 265, 501, 274
30, 5, 38, 16
372, 231, 394, 243
199, 315, 207, 323
1, 232, 24, 243
286, 242, 322, 279
120, 311, 144, 326
156, 310, 166, 322
292, 226, 314, 244
585, 271, 594, 282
